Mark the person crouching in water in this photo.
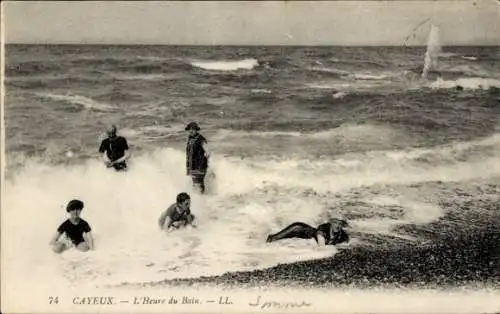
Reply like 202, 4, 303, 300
185, 122, 210, 194
266, 219, 349, 246
50, 199, 94, 253
158, 192, 196, 232
99, 124, 131, 171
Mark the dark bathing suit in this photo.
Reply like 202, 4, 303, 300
266, 222, 318, 243
267, 222, 349, 245
316, 223, 349, 245
99, 136, 129, 171
186, 133, 208, 192
158, 204, 194, 229
57, 218, 91, 246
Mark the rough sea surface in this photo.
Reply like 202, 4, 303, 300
3, 45, 500, 291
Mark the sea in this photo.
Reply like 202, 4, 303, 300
3, 44, 500, 307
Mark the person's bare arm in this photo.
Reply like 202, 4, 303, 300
205, 142, 211, 157
83, 232, 94, 250
49, 232, 62, 246
186, 214, 196, 228
163, 216, 175, 231
110, 150, 130, 165
101, 153, 113, 167
158, 210, 168, 229
316, 231, 326, 246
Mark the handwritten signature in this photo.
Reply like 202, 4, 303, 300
248, 295, 311, 309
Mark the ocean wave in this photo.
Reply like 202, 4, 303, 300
213, 124, 409, 157
250, 89, 273, 95
67, 56, 194, 74
380, 133, 500, 167
438, 52, 459, 58
328, 58, 388, 69
308, 67, 391, 81
257, 56, 300, 71
214, 126, 500, 169
4, 128, 500, 289
305, 82, 353, 90
215, 129, 303, 139
332, 92, 348, 99
120, 63, 165, 74
441, 65, 492, 78
93, 89, 146, 102
404, 66, 492, 81
3, 149, 338, 289
461, 56, 478, 61
69, 56, 134, 67
136, 56, 170, 62
36, 92, 117, 112
191, 58, 259, 71
308, 67, 349, 76
136, 124, 187, 139
350, 73, 390, 80
6, 74, 108, 89
429, 77, 500, 90
109, 73, 178, 81
6, 61, 64, 76
305, 81, 385, 91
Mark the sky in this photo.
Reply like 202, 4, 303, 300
3, 1, 500, 46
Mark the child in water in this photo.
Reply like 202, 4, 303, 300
50, 199, 94, 253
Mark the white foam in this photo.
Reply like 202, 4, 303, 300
309, 67, 350, 75
2, 149, 333, 290
332, 91, 348, 99
111, 74, 173, 81
250, 88, 272, 94
429, 77, 500, 90
350, 73, 390, 80
214, 129, 303, 139
36, 92, 116, 111
3, 133, 500, 290
213, 125, 399, 148
305, 80, 388, 91
191, 58, 259, 71
461, 56, 478, 61
136, 56, 168, 62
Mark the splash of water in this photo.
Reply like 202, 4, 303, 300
430, 77, 500, 90
422, 25, 442, 80
4, 130, 500, 291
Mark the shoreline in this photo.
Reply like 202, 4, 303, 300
138, 184, 499, 290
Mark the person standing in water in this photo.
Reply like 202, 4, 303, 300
158, 192, 196, 232
185, 122, 210, 194
99, 125, 131, 171
50, 199, 94, 253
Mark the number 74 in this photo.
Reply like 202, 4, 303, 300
49, 296, 59, 304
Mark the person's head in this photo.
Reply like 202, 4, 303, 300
185, 122, 200, 136
331, 223, 341, 233
106, 125, 117, 139
66, 199, 84, 219
331, 219, 348, 232
176, 192, 191, 209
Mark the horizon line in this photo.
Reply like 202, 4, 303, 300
4, 43, 499, 48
